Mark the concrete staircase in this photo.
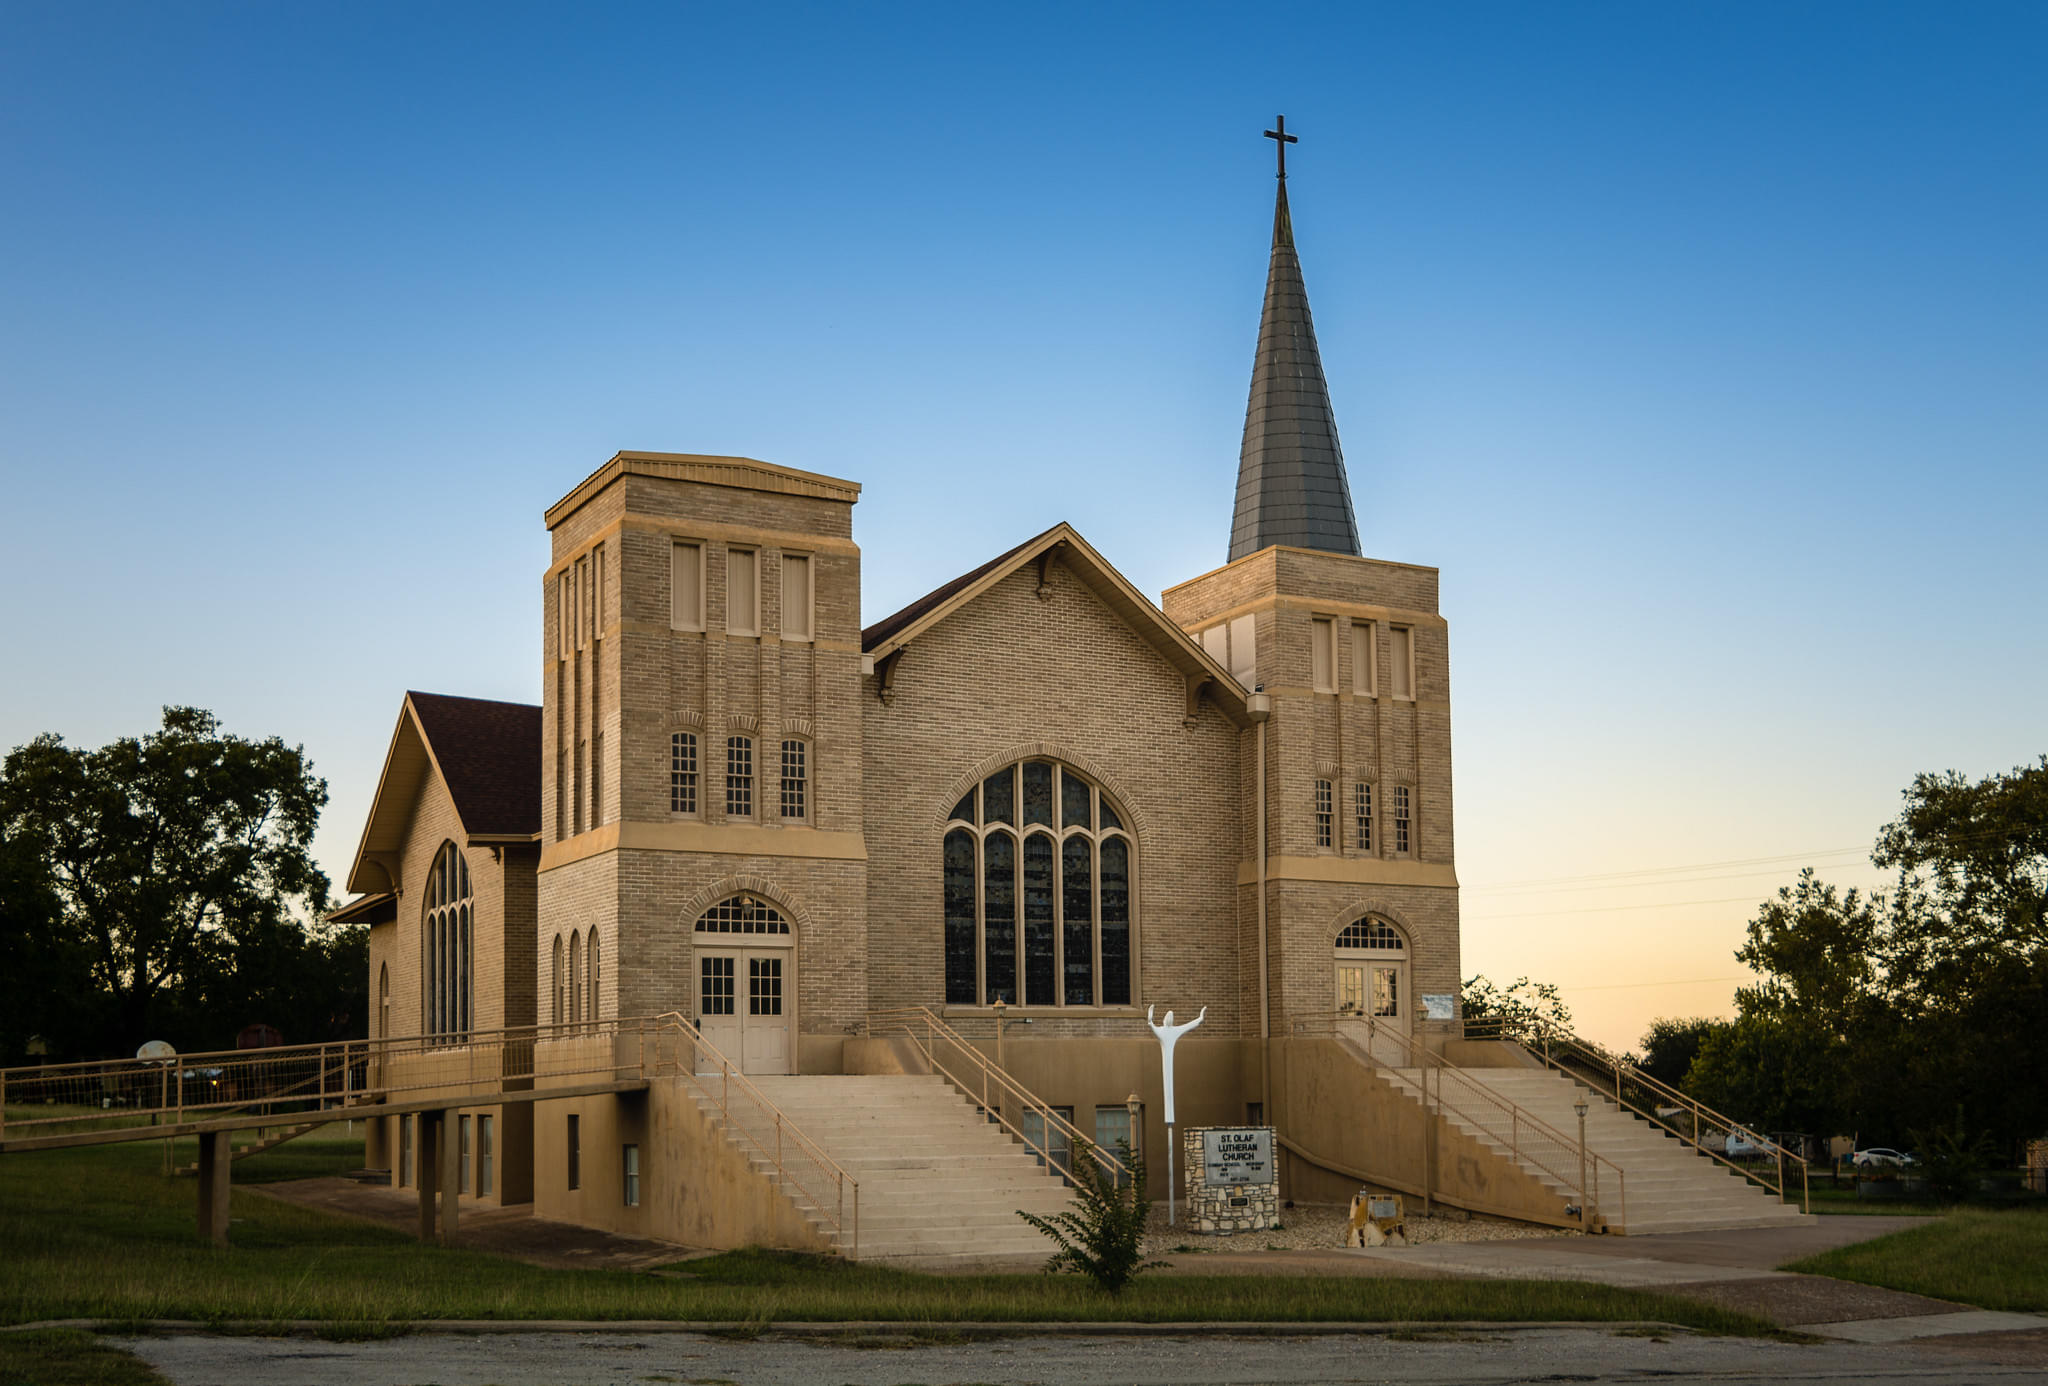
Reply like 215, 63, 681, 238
1386, 1064, 1813, 1235
694, 1074, 1081, 1261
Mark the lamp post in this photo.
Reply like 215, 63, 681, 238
1574, 1093, 1590, 1230
1125, 1092, 1142, 1191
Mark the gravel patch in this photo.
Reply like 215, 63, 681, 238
1142, 1202, 1577, 1256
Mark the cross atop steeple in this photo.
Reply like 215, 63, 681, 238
1227, 121, 1362, 562
1264, 115, 1298, 180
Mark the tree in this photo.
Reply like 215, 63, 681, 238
1634, 1017, 1723, 1091
1699, 758, 2048, 1149
1017, 1139, 1165, 1293
1461, 975, 1572, 1040
0, 707, 331, 1056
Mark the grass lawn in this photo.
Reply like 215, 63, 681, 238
1, 1137, 1780, 1335
1784, 1206, 2048, 1312
0, 1330, 168, 1386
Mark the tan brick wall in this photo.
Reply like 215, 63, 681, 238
540, 457, 868, 1058
862, 559, 1245, 1036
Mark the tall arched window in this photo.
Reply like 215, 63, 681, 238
422, 843, 471, 1038
551, 935, 565, 1027
586, 930, 601, 1023
378, 964, 390, 1040
568, 929, 583, 1026
942, 760, 1134, 1007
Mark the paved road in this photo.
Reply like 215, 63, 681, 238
121, 1327, 2048, 1385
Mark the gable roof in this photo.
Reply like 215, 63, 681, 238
862, 522, 1252, 727
343, 692, 542, 896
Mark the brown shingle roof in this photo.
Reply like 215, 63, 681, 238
406, 692, 542, 838
861, 525, 1060, 652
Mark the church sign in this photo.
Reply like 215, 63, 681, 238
1200, 1127, 1273, 1186
1183, 1126, 1279, 1234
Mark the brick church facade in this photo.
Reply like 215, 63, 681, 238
339, 159, 1467, 1229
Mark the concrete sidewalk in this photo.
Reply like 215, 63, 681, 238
1344, 1216, 2048, 1354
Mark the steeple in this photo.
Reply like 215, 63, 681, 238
1227, 117, 1362, 562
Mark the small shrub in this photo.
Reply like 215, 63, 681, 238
1017, 1138, 1165, 1294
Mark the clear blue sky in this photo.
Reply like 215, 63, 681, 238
4, 2, 2043, 1048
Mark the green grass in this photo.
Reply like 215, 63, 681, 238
1, 1141, 1780, 1334
0, 1330, 168, 1386
1784, 1206, 2048, 1312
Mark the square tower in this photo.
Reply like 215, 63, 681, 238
538, 452, 867, 1074
1163, 545, 1461, 1054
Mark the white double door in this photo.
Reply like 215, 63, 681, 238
1335, 956, 1412, 1067
694, 945, 792, 1075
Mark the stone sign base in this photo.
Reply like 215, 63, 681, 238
1182, 1126, 1279, 1235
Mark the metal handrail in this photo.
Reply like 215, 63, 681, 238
1298, 1011, 1626, 1231
861, 1006, 1129, 1186
1, 1018, 661, 1147
1464, 1016, 1809, 1213
649, 1013, 858, 1257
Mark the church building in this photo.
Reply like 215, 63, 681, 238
334, 135, 1807, 1253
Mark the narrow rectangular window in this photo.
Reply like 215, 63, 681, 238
726, 736, 754, 818
1392, 784, 1412, 856
1314, 778, 1333, 848
1312, 617, 1336, 692
590, 731, 603, 828
1354, 782, 1373, 852
781, 553, 813, 641
567, 1114, 581, 1190
574, 739, 585, 836
1227, 613, 1257, 686
779, 739, 807, 820
591, 543, 604, 640
671, 541, 703, 631
1351, 621, 1375, 695
671, 731, 699, 814
726, 548, 758, 635
574, 557, 589, 649
478, 1115, 495, 1197
459, 1115, 472, 1194
622, 1144, 641, 1207
1391, 626, 1415, 699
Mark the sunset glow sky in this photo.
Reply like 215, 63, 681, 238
4, 2, 2043, 1049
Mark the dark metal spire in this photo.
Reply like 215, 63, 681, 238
1228, 118, 1361, 562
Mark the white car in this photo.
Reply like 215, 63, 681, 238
1852, 1147, 1915, 1170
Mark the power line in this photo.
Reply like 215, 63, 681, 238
1470, 857, 1873, 898
1466, 894, 1768, 920
1557, 976, 1748, 992
1465, 847, 1866, 893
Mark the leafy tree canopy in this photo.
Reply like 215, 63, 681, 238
1461, 975, 1572, 1038
1686, 756, 2048, 1149
0, 707, 362, 1058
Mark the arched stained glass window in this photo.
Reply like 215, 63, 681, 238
422, 843, 471, 1039
942, 761, 1135, 1007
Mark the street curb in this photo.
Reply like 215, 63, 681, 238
6, 1318, 1707, 1339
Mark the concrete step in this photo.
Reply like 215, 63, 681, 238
704, 1072, 1082, 1262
